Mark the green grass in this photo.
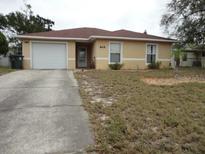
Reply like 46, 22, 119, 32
0, 67, 15, 76
75, 68, 205, 154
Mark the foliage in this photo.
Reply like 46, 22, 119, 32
109, 63, 123, 70
172, 49, 182, 61
172, 42, 186, 67
0, 4, 54, 34
0, 3, 54, 49
0, 32, 8, 55
161, 0, 205, 48
0, 66, 14, 76
148, 61, 161, 69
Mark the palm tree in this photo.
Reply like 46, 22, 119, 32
172, 48, 183, 68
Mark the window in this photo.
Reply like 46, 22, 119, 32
146, 44, 157, 64
109, 42, 122, 63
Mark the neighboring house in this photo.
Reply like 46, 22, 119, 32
180, 48, 205, 68
17, 27, 175, 69
0, 55, 10, 67
0, 50, 15, 67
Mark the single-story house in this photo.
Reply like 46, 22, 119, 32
17, 27, 176, 69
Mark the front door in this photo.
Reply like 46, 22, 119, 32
78, 47, 87, 68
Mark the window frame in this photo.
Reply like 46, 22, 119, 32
145, 43, 158, 65
109, 41, 123, 64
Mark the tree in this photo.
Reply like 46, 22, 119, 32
0, 3, 54, 51
0, 4, 54, 33
0, 32, 8, 56
172, 48, 183, 67
161, 0, 205, 48
0, 4, 54, 34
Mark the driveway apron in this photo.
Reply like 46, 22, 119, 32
0, 70, 93, 154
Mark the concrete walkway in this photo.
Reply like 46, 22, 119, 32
0, 70, 93, 154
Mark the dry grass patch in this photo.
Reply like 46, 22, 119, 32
75, 68, 205, 154
141, 68, 205, 85
142, 77, 205, 85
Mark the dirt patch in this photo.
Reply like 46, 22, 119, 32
142, 76, 205, 85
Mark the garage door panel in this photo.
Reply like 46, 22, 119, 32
32, 42, 67, 69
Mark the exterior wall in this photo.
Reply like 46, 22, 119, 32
22, 40, 31, 69
21, 38, 172, 70
92, 40, 109, 69
158, 43, 172, 59
158, 43, 172, 68
0, 56, 10, 67
180, 52, 195, 67
23, 59, 31, 69
160, 61, 171, 68
91, 41, 96, 67
93, 39, 172, 69
123, 41, 146, 69
123, 60, 146, 69
67, 41, 76, 69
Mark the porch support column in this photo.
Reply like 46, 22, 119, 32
68, 41, 76, 69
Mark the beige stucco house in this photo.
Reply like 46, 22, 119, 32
17, 27, 175, 70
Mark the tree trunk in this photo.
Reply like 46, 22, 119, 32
176, 59, 180, 68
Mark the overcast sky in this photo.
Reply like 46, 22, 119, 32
0, 0, 170, 37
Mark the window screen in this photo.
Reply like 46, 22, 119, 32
147, 44, 157, 63
110, 43, 121, 63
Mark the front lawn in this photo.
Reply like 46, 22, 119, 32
75, 68, 205, 154
0, 67, 15, 76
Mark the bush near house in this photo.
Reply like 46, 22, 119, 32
148, 61, 161, 69
108, 63, 123, 70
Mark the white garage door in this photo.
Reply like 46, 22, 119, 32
32, 42, 67, 69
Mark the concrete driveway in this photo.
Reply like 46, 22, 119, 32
0, 70, 93, 154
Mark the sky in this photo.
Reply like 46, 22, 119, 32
0, 0, 171, 37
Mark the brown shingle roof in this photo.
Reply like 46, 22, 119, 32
25, 27, 111, 38
111, 29, 171, 40
21, 27, 174, 41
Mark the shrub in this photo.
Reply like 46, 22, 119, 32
109, 63, 123, 70
148, 61, 161, 69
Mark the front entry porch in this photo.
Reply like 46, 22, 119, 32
76, 42, 95, 69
